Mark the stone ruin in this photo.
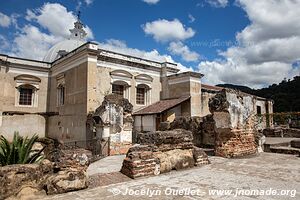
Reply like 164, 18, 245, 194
0, 138, 92, 199
209, 89, 258, 158
169, 115, 215, 148
147, 89, 262, 159
88, 94, 134, 155
121, 129, 210, 179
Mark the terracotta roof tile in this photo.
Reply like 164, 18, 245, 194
133, 96, 190, 115
201, 84, 223, 91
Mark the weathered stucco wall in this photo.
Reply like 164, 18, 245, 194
0, 65, 49, 113
47, 59, 88, 142
0, 56, 49, 139
0, 114, 46, 141
95, 60, 162, 112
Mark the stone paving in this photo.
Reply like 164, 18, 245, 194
40, 153, 299, 200
87, 155, 125, 176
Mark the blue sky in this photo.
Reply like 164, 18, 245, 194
0, 0, 300, 88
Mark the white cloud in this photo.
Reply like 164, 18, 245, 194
76, 0, 94, 11
142, 19, 195, 42
11, 25, 59, 59
168, 41, 200, 62
2, 3, 94, 61
188, 14, 196, 23
0, 12, 11, 27
0, 35, 10, 54
142, 0, 160, 5
206, 0, 228, 8
84, 0, 94, 6
26, 3, 93, 39
199, 0, 300, 88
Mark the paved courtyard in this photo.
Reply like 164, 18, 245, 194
41, 153, 299, 200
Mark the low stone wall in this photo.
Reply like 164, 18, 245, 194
121, 145, 159, 178
110, 142, 132, 156
121, 129, 210, 179
215, 129, 257, 158
137, 129, 194, 151
263, 127, 300, 138
0, 146, 91, 199
291, 140, 300, 148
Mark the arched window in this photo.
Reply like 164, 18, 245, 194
136, 84, 151, 105
57, 84, 65, 106
112, 80, 130, 98
110, 70, 132, 100
17, 84, 36, 106
14, 74, 40, 107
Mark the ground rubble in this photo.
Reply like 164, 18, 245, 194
0, 142, 92, 199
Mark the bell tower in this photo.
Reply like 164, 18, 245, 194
69, 11, 87, 41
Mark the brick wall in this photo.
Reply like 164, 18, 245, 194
215, 129, 257, 158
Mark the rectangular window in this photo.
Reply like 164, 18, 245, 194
57, 86, 65, 106
136, 87, 145, 105
257, 106, 262, 115
19, 88, 33, 105
112, 84, 124, 96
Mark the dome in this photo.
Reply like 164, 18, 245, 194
43, 39, 85, 63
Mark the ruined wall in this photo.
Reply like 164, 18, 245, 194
209, 89, 257, 158
256, 99, 267, 130
170, 115, 215, 147
201, 91, 216, 117
90, 94, 134, 155
121, 129, 209, 179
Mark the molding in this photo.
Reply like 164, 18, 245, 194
97, 60, 161, 77
51, 56, 93, 77
168, 76, 201, 85
8, 68, 49, 77
14, 74, 41, 82
111, 77, 131, 86
135, 74, 153, 82
110, 69, 133, 78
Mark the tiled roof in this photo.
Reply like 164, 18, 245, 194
201, 84, 223, 91
133, 96, 190, 115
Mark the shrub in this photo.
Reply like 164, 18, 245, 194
0, 132, 44, 166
